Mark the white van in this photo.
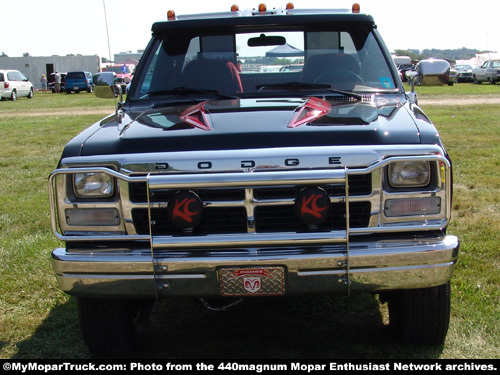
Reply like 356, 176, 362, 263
0, 69, 34, 100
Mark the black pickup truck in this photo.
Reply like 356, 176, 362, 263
49, 3, 459, 357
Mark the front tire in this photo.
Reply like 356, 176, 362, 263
384, 282, 451, 346
78, 297, 154, 357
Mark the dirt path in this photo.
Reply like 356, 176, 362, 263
3, 96, 500, 118
2, 108, 115, 118
419, 96, 500, 106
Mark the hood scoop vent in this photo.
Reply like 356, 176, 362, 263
179, 101, 212, 131
288, 97, 332, 128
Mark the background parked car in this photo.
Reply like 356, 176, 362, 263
453, 64, 474, 83
448, 66, 457, 86
397, 64, 414, 82
472, 60, 500, 84
104, 64, 134, 86
48, 72, 67, 93
279, 64, 304, 72
0, 69, 34, 100
65, 71, 93, 93
114, 77, 129, 95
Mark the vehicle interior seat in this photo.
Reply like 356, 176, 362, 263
182, 59, 243, 94
300, 53, 361, 87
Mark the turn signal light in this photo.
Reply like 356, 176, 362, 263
66, 208, 120, 226
385, 197, 441, 217
352, 3, 360, 13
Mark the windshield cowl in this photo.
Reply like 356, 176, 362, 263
119, 96, 407, 137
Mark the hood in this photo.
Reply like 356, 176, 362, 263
66, 97, 425, 157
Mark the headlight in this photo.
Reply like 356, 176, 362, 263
73, 173, 114, 198
388, 161, 430, 188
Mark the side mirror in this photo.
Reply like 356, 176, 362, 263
417, 59, 451, 86
407, 59, 450, 104
408, 59, 450, 90
405, 71, 418, 82
94, 72, 122, 100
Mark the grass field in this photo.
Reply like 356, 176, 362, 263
0, 85, 499, 359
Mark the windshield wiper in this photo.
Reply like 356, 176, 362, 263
147, 87, 238, 100
256, 82, 363, 101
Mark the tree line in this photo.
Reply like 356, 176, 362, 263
394, 48, 493, 62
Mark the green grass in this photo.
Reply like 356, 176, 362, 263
0, 87, 499, 359
404, 82, 500, 98
1, 91, 117, 114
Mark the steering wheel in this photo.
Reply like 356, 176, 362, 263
314, 69, 364, 89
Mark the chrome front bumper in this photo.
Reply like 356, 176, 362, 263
52, 234, 459, 298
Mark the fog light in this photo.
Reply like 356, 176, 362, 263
66, 208, 120, 226
294, 187, 332, 225
166, 191, 204, 229
385, 197, 441, 217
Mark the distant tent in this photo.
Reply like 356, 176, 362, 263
475, 52, 500, 66
265, 43, 304, 57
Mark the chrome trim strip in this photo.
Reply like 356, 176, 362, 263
147, 169, 347, 189
345, 168, 351, 295
151, 231, 348, 249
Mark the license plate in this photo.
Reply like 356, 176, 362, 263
74, 86, 79, 90
220, 267, 285, 296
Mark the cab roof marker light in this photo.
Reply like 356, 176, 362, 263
286, 2, 294, 10
167, 10, 176, 21
288, 97, 332, 128
231, 4, 240, 12
258, 3, 267, 13
352, 3, 361, 13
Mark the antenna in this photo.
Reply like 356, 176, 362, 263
103, 0, 112, 63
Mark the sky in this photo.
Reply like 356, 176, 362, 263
2, 0, 499, 59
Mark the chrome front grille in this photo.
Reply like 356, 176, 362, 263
129, 174, 372, 235
132, 206, 248, 235
129, 184, 245, 203
128, 174, 371, 202
49, 147, 452, 246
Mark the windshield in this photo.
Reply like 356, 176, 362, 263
67, 72, 85, 79
132, 26, 397, 100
